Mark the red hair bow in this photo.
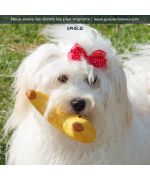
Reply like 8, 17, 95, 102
68, 43, 107, 69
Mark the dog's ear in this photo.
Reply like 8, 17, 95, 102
5, 44, 58, 131
14, 43, 58, 113
111, 63, 133, 126
14, 43, 58, 91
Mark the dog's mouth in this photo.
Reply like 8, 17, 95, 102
54, 101, 90, 119
69, 109, 90, 120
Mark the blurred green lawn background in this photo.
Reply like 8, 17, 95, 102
0, 24, 150, 164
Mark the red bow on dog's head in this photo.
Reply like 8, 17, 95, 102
68, 43, 107, 69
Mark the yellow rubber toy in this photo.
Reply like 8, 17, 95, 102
26, 89, 96, 143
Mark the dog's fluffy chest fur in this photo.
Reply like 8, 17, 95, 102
7, 109, 150, 165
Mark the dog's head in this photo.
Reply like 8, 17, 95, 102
9, 25, 132, 142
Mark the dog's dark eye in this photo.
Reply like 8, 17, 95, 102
93, 76, 98, 84
58, 74, 68, 83
85, 76, 98, 85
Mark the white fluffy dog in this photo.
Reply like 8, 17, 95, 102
5, 24, 150, 164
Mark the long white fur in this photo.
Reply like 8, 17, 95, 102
5, 24, 150, 164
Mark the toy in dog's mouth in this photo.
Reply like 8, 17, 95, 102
26, 89, 96, 143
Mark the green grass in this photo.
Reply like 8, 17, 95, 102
0, 24, 150, 164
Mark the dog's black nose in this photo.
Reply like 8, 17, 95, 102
71, 98, 86, 112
